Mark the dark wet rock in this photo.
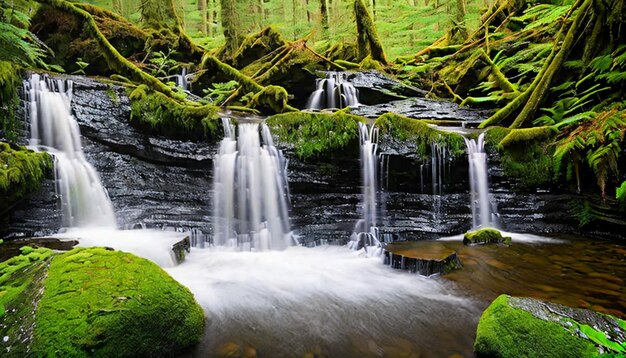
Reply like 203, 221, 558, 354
344, 70, 426, 104
0, 237, 78, 261
349, 97, 491, 124
463, 228, 512, 245
384, 247, 462, 276
475, 294, 626, 357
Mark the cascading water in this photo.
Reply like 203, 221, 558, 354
464, 132, 499, 229
349, 122, 382, 251
173, 67, 189, 91
25, 74, 117, 228
212, 118, 295, 251
305, 72, 360, 110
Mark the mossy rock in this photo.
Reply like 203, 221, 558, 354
129, 85, 221, 141
463, 228, 512, 245
266, 111, 364, 160
374, 112, 466, 160
0, 142, 53, 215
0, 61, 21, 142
475, 294, 626, 357
1, 247, 205, 357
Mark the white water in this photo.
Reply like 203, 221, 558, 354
53, 228, 187, 267
349, 123, 381, 252
166, 245, 477, 356
305, 72, 360, 110
25, 74, 117, 228
212, 119, 294, 251
464, 133, 499, 229
173, 67, 189, 91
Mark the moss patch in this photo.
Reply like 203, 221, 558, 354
129, 85, 221, 141
0, 247, 54, 356
475, 295, 617, 357
463, 228, 511, 245
484, 126, 556, 188
374, 112, 465, 159
266, 111, 363, 160
0, 62, 21, 142
0, 142, 53, 214
31, 247, 205, 357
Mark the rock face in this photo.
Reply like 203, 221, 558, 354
475, 295, 626, 357
463, 228, 512, 245
4, 74, 624, 243
0, 247, 205, 357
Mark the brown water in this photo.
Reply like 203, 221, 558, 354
388, 234, 626, 318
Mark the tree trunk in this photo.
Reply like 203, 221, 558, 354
199, 0, 207, 34
112, 0, 122, 13
220, 0, 240, 54
320, 0, 329, 31
354, 0, 388, 64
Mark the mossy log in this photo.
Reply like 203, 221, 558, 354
354, 0, 388, 65
510, 0, 592, 128
226, 27, 287, 69
36, 0, 177, 98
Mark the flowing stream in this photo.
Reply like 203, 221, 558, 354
25, 74, 117, 228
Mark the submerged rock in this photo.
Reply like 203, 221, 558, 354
474, 294, 626, 357
463, 228, 512, 245
384, 242, 462, 276
0, 247, 205, 357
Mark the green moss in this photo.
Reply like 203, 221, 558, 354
474, 295, 599, 357
0, 247, 54, 356
266, 111, 363, 160
0, 142, 53, 214
250, 85, 297, 114
32, 247, 205, 357
484, 126, 555, 188
0, 61, 21, 142
463, 228, 512, 245
374, 113, 465, 159
228, 26, 286, 68
129, 87, 221, 141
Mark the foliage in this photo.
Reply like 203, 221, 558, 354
31, 247, 205, 357
203, 80, 239, 104
0, 142, 53, 214
148, 49, 179, 77
266, 111, 362, 160
553, 107, 626, 198
374, 113, 465, 159
0, 0, 46, 67
617, 181, 626, 204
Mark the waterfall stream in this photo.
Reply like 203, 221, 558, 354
212, 118, 295, 251
25, 74, 117, 228
305, 72, 360, 110
464, 132, 499, 229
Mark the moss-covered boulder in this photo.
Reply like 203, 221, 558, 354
475, 294, 626, 357
463, 228, 512, 245
266, 111, 363, 160
0, 247, 205, 357
0, 142, 53, 215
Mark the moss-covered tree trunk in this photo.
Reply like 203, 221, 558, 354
198, 0, 207, 34
220, 0, 240, 55
354, 0, 387, 64
320, 0, 329, 31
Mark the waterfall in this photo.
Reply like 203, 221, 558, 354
24, 74, 117, 228
173, 67, 189, 91
349, 122, 381, 252
212, 118, 295, 251
305, 72, 360, 110
464, 133, 499, 229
